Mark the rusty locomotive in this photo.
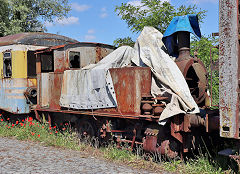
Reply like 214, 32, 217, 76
0, 32, 214, 158
0, 0, 239, 159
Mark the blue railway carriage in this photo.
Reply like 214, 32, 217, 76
0, 32, 77, 114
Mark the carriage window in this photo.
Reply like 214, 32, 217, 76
27, 51, 36, 77
3, 52, 12, 78
41, 52, 54, 72
69, 51, 80, 68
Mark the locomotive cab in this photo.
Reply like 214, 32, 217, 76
0, 32, 77, 114
35, 42, 115, 110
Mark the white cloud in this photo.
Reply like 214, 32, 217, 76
44, 16, 79, 27
101, 7, 107, 12
100, 13, 108, 18
127, 0, 169, 9
128, 0, 144, 7
55, 16, 79, 25
189, 0, 217, 4
44, 21, 54, 27
84, 29, 96, 41
84, 35, 96, 41
71, 3, 91, 12
87, 29, 95, 34
100, 7, 108, 18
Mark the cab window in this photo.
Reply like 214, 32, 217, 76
3, 52, 12, 78
41, 52, 54, 72
27, 51, 36, 77
69, 51, 80, 68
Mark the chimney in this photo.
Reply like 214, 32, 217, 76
177, 31, 191, 61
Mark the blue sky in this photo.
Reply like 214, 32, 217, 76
45, 0, 219, 45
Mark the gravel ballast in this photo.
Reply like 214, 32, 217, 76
0, 137, 158, 174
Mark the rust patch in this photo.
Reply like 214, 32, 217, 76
219, 0, 240, 139
95, 46, 102, 63
176, 58, 208, 105
49, 72, 64, 110
106, 67, 151, 115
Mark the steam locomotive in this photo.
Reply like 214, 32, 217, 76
0, 0, 238, 159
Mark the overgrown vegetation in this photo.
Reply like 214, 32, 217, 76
0, 117, 83, 150
0, 116, 230, 173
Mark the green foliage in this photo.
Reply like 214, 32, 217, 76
190, 36, 218, 69
114, 0, 206, 47
0, 0, 70, 36
113, 36, 135, 47
183, 155, 223, 173
115, 0, 206, 34
190, 36, 219, 106
0, 118, 82, 150
103, 145, 136, 162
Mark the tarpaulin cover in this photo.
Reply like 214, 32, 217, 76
60, 26, 199, 122
163, 14, 201, 57
60, 46, 135, 110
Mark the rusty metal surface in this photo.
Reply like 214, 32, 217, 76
143, 128, 178, 158
0, 32, 78, 46
96, 46, 102, 62
36, 44, 69, 54
57, 67, 151, 115
176, 58, 208, 105
54, 50, 66, 72
35, 108, 160, 121
37, 42, 115, 72
37, 44, 115, 110
49, 72, 63, 110
39, 73, 50, 108
36, 67, 155, 119
171, 115, 184, 143
38, 72, 63, 110
229, 155, 240, 170
219, 0, 240, 139
37, 67, 151, 117
107, 67, 152, 115
36, 42, 115, 54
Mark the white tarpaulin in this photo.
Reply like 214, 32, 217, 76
60, 46, 135, 109
60, 26, 199, 122
132, 27, 199, 121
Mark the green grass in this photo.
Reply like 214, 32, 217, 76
162, 157, 224, 174
0, 117, 230, 173
102, 145, 137, 162
0, 117, 84, 151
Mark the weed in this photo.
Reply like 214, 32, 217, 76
0, 116, 231, 173
0, 117, 81, 151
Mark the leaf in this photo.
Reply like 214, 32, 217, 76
0, 0, 71, 36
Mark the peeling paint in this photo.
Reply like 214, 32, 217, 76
219, 0, 240, 139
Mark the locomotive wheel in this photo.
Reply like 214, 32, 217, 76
76, 119, 96, 139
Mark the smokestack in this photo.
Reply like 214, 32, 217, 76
177, 31, 191, 61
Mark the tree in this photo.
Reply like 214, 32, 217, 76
0, 0, 71, 37
113, 37, 135, 47
114, 0, 206, 47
